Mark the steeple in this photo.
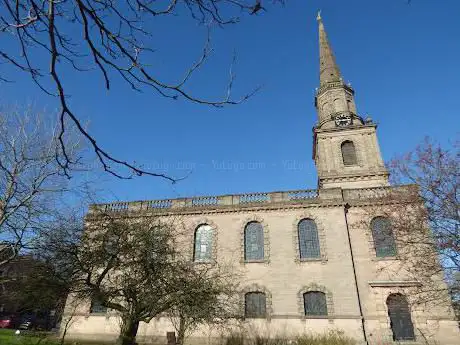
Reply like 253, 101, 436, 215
314, 13, 357, 126
317, 11, 341, 86
312, 13, 389, 190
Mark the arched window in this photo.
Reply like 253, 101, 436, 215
371, 217, 397, 257
244, 222, 264, 261
387, 294, 415, 341
298, 219, 321, 259
333, 98, 343, 112
90, 298, 107, 314
341, 141, 357, 166
193, 224, 213, 262
245, 292, 266, 318
303, 291, 327, 316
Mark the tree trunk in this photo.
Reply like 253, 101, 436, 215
176, 317, 186, 345
117, 316, 140, 345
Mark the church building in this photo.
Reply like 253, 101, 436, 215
64, 15, 460, 345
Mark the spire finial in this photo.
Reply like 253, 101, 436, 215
316, 10, 322, 22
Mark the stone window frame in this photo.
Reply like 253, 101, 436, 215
189, 218, 219, 264
240, 215, 270, 264
240, 283, 273, 321
370, 216, 398, 259
372, 287, 420, 342
292, 213, 327, 264
337, 137, 364, 168
386, 293, 416, 342
365, 215, 398, 261
297, 283, 334, 320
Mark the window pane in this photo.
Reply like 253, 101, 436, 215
245, 292, 266, 318
341, 141, 357, 166
90, 299, 107, 314
304, 292, 327, 316
298, 219, 321, 259
387, 294, 415, 341
244, 222, 264, 261
194, 224, 213, 261
371, 217, 397, 257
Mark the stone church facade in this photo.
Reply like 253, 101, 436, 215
64, 15, 460, 345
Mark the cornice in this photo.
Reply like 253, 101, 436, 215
369, 281, 422, 288
319, 172, 389, 182
314, 123, 377, 135
315, 80, 354, 97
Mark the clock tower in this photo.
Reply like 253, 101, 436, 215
313, 13, 389, 189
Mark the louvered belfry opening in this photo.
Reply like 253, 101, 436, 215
341, 141, 357, 166
245, 292, 266, 318
303, 291, 328, 316
387, 294, 415, 341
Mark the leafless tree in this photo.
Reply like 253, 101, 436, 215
388, 138, 459, 309
1, 0, 285, 180
355, 138, 459, 312
167, 262, 241, 345
0, 107, 84, 264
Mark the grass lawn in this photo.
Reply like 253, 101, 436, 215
0, 329, 111, 345
0, 329, 58, 345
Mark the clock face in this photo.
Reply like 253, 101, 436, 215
335, 114, 352, 127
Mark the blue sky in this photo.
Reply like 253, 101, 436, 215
1, 0, 459, 203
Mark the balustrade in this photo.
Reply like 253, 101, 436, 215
94, 189, 320, 213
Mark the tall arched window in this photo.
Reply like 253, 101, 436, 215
303, 291, 328, 316
245, 292, 266, 318
371, 217, 397, 257
298, 219, 321, 259
387, 294, 415, 341
341, 141, 357, 166
244, 221, 264, 261
193, 224, 213, 262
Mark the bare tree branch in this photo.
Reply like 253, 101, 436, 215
1, 0, 285, 180
0, 107, 85, 263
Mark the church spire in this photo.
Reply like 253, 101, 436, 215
317, 12, 341, 86
312, 13, 389, 189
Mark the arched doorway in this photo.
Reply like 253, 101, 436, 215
386, 293, 415, 341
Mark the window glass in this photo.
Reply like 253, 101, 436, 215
194, 224, 213, 262
244, 222, 264, 261
245, 292, 266, 318
371, 217, 397, 257
387, 294, 415, 341
298, 219, 321, 259
304, 291, 328, 316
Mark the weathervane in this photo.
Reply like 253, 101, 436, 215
316, 10, 322, 22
